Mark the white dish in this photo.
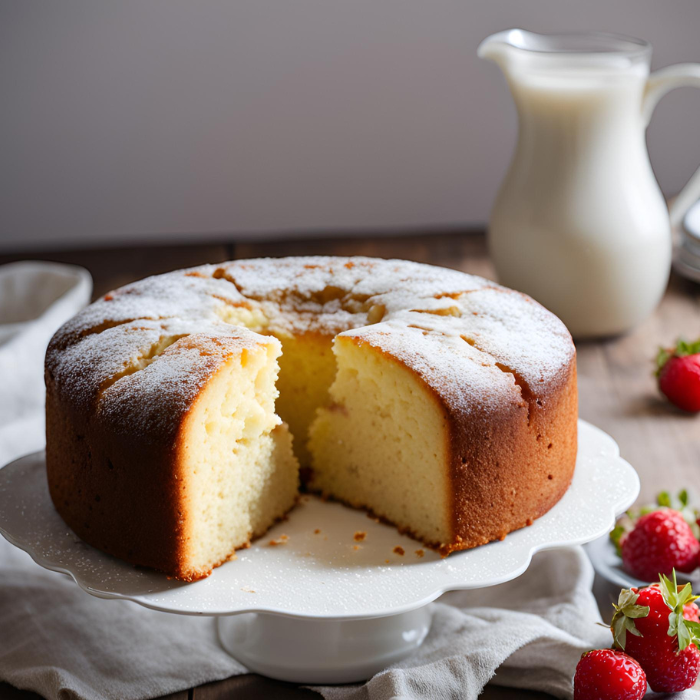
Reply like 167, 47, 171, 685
586, 533, 700, 590
0, 419, 639, 682
684, 199, 700, 243
676, 199, 700, 282
585, 535, 647, 590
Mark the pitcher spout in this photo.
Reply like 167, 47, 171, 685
477, 29, 535, 72
479, 29, 651, 74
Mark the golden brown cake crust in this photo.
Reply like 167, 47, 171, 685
442, 360, 577, 554
46, 333, 277, 580
45, 256, 577, 578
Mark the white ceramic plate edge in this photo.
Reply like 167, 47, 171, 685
0, 420, 640, 620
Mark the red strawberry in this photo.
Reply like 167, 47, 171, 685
685, 600, 700, 623
573, 649, 646, 700
620, 509, 699, 581
612, 573, 700, 693
657, 338, 700, 412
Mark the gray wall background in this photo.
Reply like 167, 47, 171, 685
2, 0, 700, 251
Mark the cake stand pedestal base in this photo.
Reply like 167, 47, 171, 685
217, 607, 432, 684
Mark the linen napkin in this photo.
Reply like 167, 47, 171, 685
0, 261, 92, 468
0, 260, 690, 700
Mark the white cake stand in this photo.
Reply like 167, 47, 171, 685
0, 420, 638, 684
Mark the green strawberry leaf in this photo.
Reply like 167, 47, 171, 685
625, 617, 642, 636
611, 588, 650, 650
660, 571, 699, 609
656, 338, 700, 375
656, 347, 672, 375
677, 584, 699, 609
676, 338, 700, 357
685, 620, 700, 639
624, 605, 651, 619
660, 572, 678, 608
677, 617, 692, 651
613, 616, 628, 650
657, 491, 672, 508
660, 571, 700, 652
610, 525, 626, 557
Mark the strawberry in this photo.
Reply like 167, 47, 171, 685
620, 509, 699, 581
611, 488, 700, 581
612, 573, 700, 693
657, 338, 700, 412
686, 600, 700, 623
573, 649, 646, 700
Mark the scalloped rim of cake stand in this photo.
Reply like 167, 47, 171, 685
0, 420, 639, 621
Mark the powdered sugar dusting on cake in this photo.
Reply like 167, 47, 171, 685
376, 286, 575, 401
46, 256, 574, 418
99, 332, 280, 442
219, 257, 483, 300
341, 323, 527, 418
454, 288, 574, 390
47, 316, 272, 414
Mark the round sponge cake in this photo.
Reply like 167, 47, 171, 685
45, 256, 577, 580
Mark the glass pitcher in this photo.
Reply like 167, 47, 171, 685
478, 30, 700, 338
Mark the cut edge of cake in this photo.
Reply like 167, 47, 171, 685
175, 338, 299, 580
307, 334, 453, 549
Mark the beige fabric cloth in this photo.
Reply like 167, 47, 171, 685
315, 548, 611, 700
1, 541, 609, 700
3, 261, 693, 700
0, 261, 92, 468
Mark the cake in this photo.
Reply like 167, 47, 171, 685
45, 256, 577, 580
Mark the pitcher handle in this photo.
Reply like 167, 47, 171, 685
642, 63, 700, 227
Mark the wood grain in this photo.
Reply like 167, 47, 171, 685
0, 242, 232, 300
193, 675, 317, 699
2, 230, 699, 700
0, 683, 189, 700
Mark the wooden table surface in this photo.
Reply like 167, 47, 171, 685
1, 230, 699, 700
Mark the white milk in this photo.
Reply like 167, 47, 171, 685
479, 30, 700, 338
